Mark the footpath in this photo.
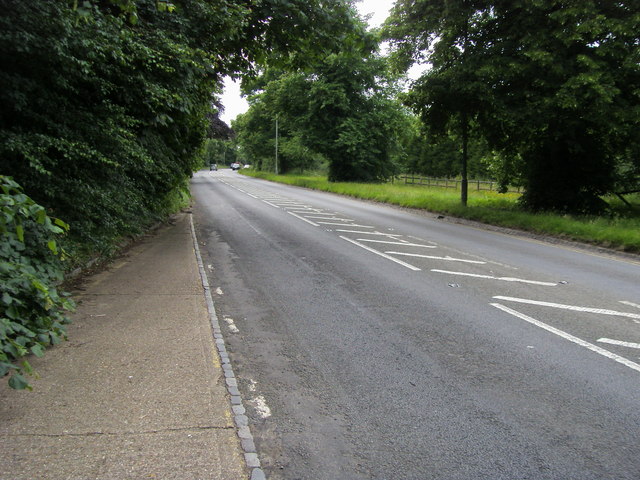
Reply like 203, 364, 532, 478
0, 212, 260, 480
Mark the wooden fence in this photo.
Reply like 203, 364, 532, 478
395, 174, 522, 193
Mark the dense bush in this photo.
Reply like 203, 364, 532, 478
0, 176, 74, 390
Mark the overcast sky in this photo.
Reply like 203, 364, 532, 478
219, 0, 396, 125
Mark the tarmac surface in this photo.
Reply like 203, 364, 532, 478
0, 212, 255, 479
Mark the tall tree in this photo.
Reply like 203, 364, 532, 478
236, 32, 408, 182
385, 0, 639, 213
0, 0, 360, 253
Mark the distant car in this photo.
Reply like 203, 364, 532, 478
209, 163, 217, 171
243, 164, 251, 169
230, 162, 241, 171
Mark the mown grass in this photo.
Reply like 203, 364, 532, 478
242, 170, 640, 254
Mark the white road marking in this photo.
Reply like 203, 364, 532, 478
621, 301, 640, 310
336, 229, 402, 237
318, 222, 374, 228
493, 296, 640, 319
305, 216, 354, 221
388, 252, 486, 264
432, 270, 558, 286
340, 236, 421, 271
597, 338, 640, 349
357, 239, 437, 248
491, 303, 640, 373
288, 211, 320, 226
262, 200, 282, 209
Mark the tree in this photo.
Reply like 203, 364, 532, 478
385, 0, 639, 213
0, 0, 362, 255
236, 31, 408, 182
385, 0, 494, 205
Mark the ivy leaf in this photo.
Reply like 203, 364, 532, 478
8, 373, 31, 390
47, 240, 58, 254
15, 224, 24, 243
30, 344, 45, 358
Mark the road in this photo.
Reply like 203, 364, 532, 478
191, 169, 640, 480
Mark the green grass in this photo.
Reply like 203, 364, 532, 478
242, 170, 640, 254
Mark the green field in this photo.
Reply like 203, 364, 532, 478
241, 171, 640, 254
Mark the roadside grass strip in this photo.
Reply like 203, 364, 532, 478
491, 303, 640, 374
340, 236, 421, 271
432, 270, 558, 286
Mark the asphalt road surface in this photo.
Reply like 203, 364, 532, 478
191, 169, 640, 480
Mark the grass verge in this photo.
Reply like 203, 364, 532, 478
241, 171, 640, 254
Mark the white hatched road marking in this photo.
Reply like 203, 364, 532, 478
387, 252, 485, 264
597, 338, 640, 349
432, 270, 558, 286
340, 236, 421, 271
493, 296, 640, 319
318, 222, 375, 228
491, 303, 640, 373
336, 229, 402, 237
288, 211, 320, 226
357, 239, 437, 248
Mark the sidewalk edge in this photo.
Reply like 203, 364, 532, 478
189, 214, 267, 480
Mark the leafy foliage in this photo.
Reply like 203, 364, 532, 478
385, 0, 639, 213
1, 177, 74, 390
235, 30, 409, 182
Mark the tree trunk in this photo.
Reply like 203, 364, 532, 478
461, 114, 469, 206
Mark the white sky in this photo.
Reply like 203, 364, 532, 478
219, 0, 397, 125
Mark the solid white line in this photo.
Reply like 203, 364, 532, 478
357, 239, 437, 248
336, 229, 402, 237
339, 236, 421, 271
493, 296, 640, 319
388, 252, 485, 264
318, 222, 374, 228
597, 338, 640, 349
288, 211, 320, 226
432, 270, 558, 286
491, 303, 640, 373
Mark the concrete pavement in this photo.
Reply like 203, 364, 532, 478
0, 212, 257, 479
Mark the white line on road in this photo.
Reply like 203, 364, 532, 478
620, 300, 640, 310
491, 303, 640, 373
388, 252, 486, 264
339, 236, 421, 271
357, 239, 437, 248
597, 338, 640, 349
318, 222, 374, 228
493, 296, 640, 319
336, 229, 402, 237
305, 216, 353, 221
262, 200, 282, 209
288, 211, 320, 226
432, 270, 558, 286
